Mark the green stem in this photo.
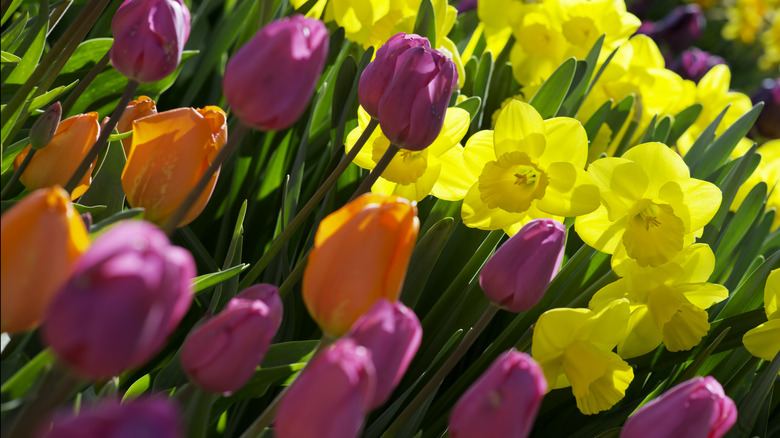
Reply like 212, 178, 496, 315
278, 252, 309, 298
0, 149, 35, 200
63, 80, 139, 194
61, 49, 111, 115
237, 119, 379, 290
161, 124, 249, 236
381, 304, 500, 438
348, 143, 399, 202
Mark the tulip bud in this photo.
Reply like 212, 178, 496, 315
669, 48, 725, 83
38, 398, 182, 438
449, 350, 547, 438
752, 78, 780, 139
30, 102, 62, 150
376, 46, 458, 151
181, 285, 282, 394
42, 221, 194, 379
652, 5, 705, 52
117, 95, 157, 157
13, 112, 100, 199
1, 187, 89, 334
275, 339, 376, 438
110, 0, 191, 83
303, 193, 419, 337
479, 219, 566, 312
223, 15, 329, 131
358, 33, 432, 119
121, 106, 228, 227
621, 376, 737, 438
347, 299, 421, 408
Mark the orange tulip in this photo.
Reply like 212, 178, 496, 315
121, 106, 228, 227
13, 112, 100, 199
303, 193, 419, 336
1, 186, 90, 333
118, 95, 157, 157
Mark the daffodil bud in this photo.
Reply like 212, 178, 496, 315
29, 102, 61, 150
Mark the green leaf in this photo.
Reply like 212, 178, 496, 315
1, 0, 25, 26
1, 51, 21, 63
71, 203, 107, 214
192, 263, 249, 293
28, 80, 77, 113
704, 145, 759, 233
683, 105, 729, 167
727, 353, 780, 438
605, 94, 634, 143
106, 130, 133, 142
122, 374, 150, 402
717, 251, 779, 319
639, 114, 658, 144
583, 99, 612, 141
559, 34, 604, 116
712, 182, 767, 279
0, 349, 55, 400
652, 115, 672, 143
90, 207, 145, 235
455, 96, 481, 121
401, 218, 454, 310
1, 11, 27, 55
667, 103, 702, 145
60, 38, 111, 75
413, 0, 437, 48
691, 103, 764, 178
330, 54, 357, 133
78, 140, 127, 221
529, 57, 576, 119
4, 1, 47, 85
469, 51, 494, 134
1, 135, 29, 172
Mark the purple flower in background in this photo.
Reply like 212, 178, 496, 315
670, 48, 726, 83
752, 78, 780, 139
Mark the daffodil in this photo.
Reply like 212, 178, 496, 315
460, 100, 600, 235
731, 139, 780, 230
532, 299, 634, 415
345, 106, 471, 202
575, 142, 721, 267
590, 244, 728, 359
743, 268, 780, 361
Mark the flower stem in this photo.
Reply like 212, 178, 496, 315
348, 143, 399, 201
237, 118, 379, 290
161, 124, 249, 236
61, 50, 112, 115
381, 304, 501, 438
0, 150, 35, 200
63, 80, 139, 194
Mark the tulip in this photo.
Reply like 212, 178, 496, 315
38, 398, 182, 438
29, 102, 62, 150
121, 106, 228, 227
1, 187, 89, 333
42, 221, 195, 379
640, 5, 704, 53
303, 193, 419, 337
449, 350, 547, 438
110, 0, 191, 83
13, 112, 100, 200
669, 48, 725, 83
181, 285, 283, 394
223, 15, 329, 131
621, 376, 737, 438
752, 78, 780, 139
275, 339, 376, 438
117, 95, 157, 157
358, 33, 431, 119
376, 45, 458, 151
346, 299, 421, 407
479, 218, 566, 312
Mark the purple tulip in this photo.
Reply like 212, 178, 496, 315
38, 398, 182, 438
621, 376, 737, 438
377, 45, 458, 151
479, 219, 565, 312
358, 33, 432, 119
669, 48, 725, 83
223, 15, 329, 131
752, 78, 780, 139
457, 0, 478, 13
346, 298, 422, 408
449, 350, 547, 438
180, 284, 282, 394
651, 5, 705, 53
43, 221, 195, 379
275, 339, 376, 438
110, 0, 191, 83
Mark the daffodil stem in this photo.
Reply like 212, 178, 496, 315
63, 80, 139, 194
237, 118, 379, 290
349, 143, 400, 201
381, 304, 501, 438
161, 124, 249, 236
0, 150, 35, 200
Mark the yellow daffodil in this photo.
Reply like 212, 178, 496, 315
743, 268, 780, 361
731, 140, 780, 230
460, 100, 600, 235
532, 299, 634, 415
722, 0, 774, 44
575, 142, 721, 267
590, 244, 728, 359
346, 106, 471, 202
759, 13, 780, 70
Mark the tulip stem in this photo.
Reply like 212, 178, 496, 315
237, 118, 379, 290
0, 150, 35, 200
381, 304, 501, 438
161, 124, 250, 236
349, 143, 400, 201
63, 80, 139, 195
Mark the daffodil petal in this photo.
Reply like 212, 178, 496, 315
537, 162, 600, 217
462, 184, 526, 230
502, 203, 563, 236
575, 205, 626, 255
540, 117, 588, 169
659, 178, 722, 232
589, 279, 629, 311
648, 288, 709, 352
579, 298, 630, 349
392, 162, 441, 202
427, 107, 470, 157
370, 177, 397, 196
463, 130, 497, 179
677, 283, 728, 310
766, 269, 779, 319
494, 100, 545, 157
587, 158, 648, 219
670, 243, 716, 284
563, 341, 634, 415
621, 142, 689, 197
432, 144, 471, 201
532, 307, 592, 363
743, 319, 780, 361
618, 306, 663, 359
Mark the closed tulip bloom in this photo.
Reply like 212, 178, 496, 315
479, 219, 566, 312
42, 221, 194, 379
110, 0, 191, 83
122, 106, 227, 227
449, 350, 547, 438
358, 33, 431, 118
38, 398, 182, 438
275, 339, 376, 438
117, 95, 157, 157
181, 285, 282, 394
347, 299, 422, 408
621, 376, 737, 438
29, 102, 62, 150
303, 193, 419, 337
1, 187, 89, 333
237, 283, 284, 331
224, 15, 329, 131
13, 112, 100, 200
